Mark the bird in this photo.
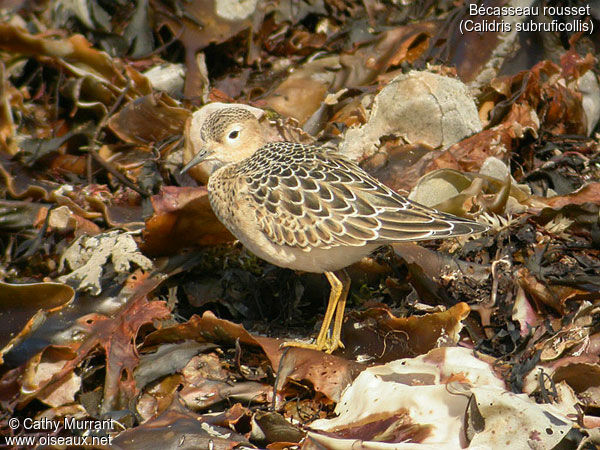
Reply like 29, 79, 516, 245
181, 105, 488, 353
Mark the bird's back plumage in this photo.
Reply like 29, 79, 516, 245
215, 141, 486, 251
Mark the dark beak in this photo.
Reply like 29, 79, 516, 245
180, 148, 211, 174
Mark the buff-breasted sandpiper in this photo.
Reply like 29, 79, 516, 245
181, 106, 488, 353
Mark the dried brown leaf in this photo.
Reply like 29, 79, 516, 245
142, 186, 234, 255
107, 92, 190, 145
113, 396, 250, 448
0, 281, 74, 364
341, 302, 471, 362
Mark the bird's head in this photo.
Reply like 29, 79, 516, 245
181, 107, 266, 175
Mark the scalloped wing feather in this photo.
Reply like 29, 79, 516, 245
238, 142, 486, 250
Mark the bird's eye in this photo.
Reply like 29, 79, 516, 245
228, 130, 239, 139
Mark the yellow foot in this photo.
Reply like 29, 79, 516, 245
282, 338, 344, 354
281, 269, 350, 355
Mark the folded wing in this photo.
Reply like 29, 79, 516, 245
238, 142, 487, 250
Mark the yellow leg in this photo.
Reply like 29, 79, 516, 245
283, 269, 350, 353
330, 269, 350, 350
